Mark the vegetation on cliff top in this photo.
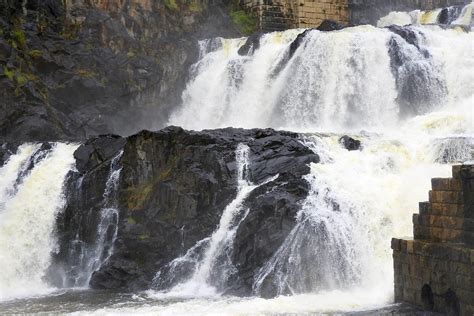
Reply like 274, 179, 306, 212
230, 5, 257, 35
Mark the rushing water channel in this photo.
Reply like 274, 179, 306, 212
0, 4, 473, 314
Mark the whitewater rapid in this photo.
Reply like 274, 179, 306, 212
0, 143, 77, 301
154, 23, 473, 314
0, 14, 472, 316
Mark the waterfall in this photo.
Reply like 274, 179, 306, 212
161, 21, 473, 308
153, 144, 277, 296
61, 150, 123, 288
377, 2, 473, 27
169, 24, 472, 133
0, 143, 77, 301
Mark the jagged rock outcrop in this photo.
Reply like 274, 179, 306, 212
0, 0, 240, 143
54, 127, 319, 294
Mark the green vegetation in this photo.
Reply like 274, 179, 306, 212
3, 66, 36, 87
139, 234, 150, 240
188, 1, 203, 12
165, 0, 179, 11
230, 8, 257, 35
28, 49, 43, 58
12, 29, 26, 49
3, 67, 14, 81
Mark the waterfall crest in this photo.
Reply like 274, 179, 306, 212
169, 24, 473, 133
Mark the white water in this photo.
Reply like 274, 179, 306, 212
0, 143, 77, 301
377, 2, 473, 27
169, 25, 472, 133
144, 23, 474, 314
68, 151, 123, 287
153, 144, 278, 297
1, 18, 473, 316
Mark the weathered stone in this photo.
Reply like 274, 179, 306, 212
432, 178, 462, 191
338, 135, 362, 151
394, 164, 474, 314
429, 190, 463, 204
55, 127, 319, 295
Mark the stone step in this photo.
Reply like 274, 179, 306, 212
431, 177, 462, 191
413, 214, 464, 230
418, 201, 464, 217
418, 201, 431, 215
429, 190, 463, 204
413, 224, 463, 242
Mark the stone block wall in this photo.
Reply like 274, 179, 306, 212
297, 0, 349, 28
392, 165, 474, 315
241, 0, 349, 31
242, 0, 472, 31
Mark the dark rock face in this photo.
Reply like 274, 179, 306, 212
339, 135, 361, 151
230, 172, 311, 296
73, 135, 126, 174
238, 32, 263, 56
288, 29, 312, 59
0, 1, 239, 143
55, 127, 318, 295
0, 143, 17, 167
317, 19, 346, 31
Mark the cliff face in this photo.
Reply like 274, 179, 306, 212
0, 0, 239, 142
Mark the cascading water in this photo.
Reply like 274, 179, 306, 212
151, 22, 472, 313
152, 144, 277, 296
169, 24, 472, 132
60, 150, 123, 288
0, 13, 473, 315
0, 143, 77, 301
377, 2, 473, 28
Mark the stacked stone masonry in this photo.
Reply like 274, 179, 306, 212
241, 0, 348, 31
392, 165, 474, 315
242, 0, 472, 31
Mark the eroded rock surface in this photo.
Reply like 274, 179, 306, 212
0, 1, 239, 143
54, 127, 319, 294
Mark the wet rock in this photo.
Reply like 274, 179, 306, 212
317, 19, 346, 31
387, 25, 447, 117
230, 173, 311, 296
0, 143, 18, 167
73, 135, 125, 174
58, 127, 319, 294
289, 29, 312, 59
339, 135, 361, 151
238, 32, 263, 56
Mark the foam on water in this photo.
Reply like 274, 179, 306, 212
0, 143, 78, 301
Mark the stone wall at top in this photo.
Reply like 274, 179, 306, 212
348, 0, 472, 25
242, 0, 472, 32
241, 0, 349, 31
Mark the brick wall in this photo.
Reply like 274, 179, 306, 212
392, 165, 474, 315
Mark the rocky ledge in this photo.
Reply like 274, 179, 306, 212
52, 127, 319, 297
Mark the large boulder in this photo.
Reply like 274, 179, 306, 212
54, 127, 319, 295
